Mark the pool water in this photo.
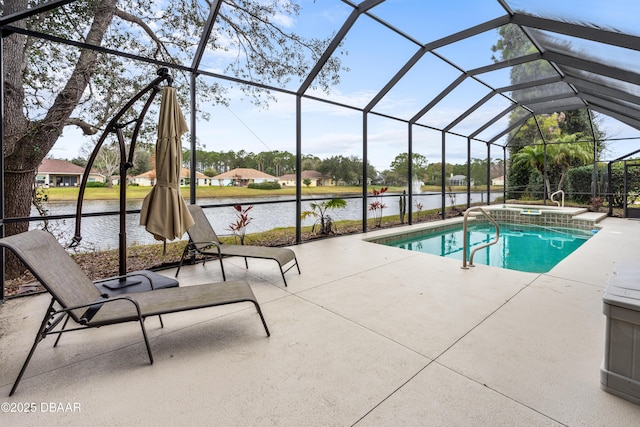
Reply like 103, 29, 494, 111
383, 222, 594, 273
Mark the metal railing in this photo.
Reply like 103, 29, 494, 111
461, 207, 500, 269
550, 190, 565, 207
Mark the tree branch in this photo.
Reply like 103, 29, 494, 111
66, 117, 101, 135
113, 7, 173, 60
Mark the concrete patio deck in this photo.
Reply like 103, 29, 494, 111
1, 216, 640, 425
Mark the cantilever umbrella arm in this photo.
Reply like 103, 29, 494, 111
71, 68, 173, 278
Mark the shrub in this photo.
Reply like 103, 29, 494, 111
569, 163, 640, 207
227, 205, 254, 245
506, 160, 531, 199
567, 165, 596, 204
607, 163, 640, 207
301, 198, 347, 235
369, 187, 388, 227
248, 181, 281, 190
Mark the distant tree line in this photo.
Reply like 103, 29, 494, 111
179, 148, 502, 187
182, 149, 376, 185
70, 144, 504, 188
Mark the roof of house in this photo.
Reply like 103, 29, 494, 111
278, 170, 330, 180
134, 168, 207, 179
211, 168, 277, 180
135, 170, 156, 179
38, 158, 85, 174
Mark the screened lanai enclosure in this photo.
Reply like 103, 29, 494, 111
1, 0, 640, 299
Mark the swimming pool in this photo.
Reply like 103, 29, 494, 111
381, 222, 595, 273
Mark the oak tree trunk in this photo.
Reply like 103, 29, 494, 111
2, 0, 117, 278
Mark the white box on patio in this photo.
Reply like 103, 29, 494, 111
601, 261, 640, 405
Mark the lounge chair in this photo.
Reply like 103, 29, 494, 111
176, 205, 300, 286
0, 229, 270, 396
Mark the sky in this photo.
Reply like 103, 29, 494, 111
50, 0, 640, 172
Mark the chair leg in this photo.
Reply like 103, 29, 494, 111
244, 257, 249, 269
138, 318, 154, 364
175, 244, 190, 277
53, 314, 70, 347
218, 257, 227, 281
279, 258, 300, 287
10, 301, 55, 396
251, 301, 270, 337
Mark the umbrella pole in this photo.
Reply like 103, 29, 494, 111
71, 69, 171, 289
103, 127, 142, 289
90, 127, 142, 290
118, 138, 128, 277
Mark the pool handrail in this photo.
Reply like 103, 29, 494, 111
461, 207, 500, 270
550, 190, 565, 207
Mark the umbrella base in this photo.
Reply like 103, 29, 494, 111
95, 270, 179, 295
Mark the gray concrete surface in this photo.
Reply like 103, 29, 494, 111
1, 216, 639, 425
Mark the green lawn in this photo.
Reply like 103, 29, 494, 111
45, 184, 499, 201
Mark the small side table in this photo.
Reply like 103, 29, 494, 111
94, 270, 179, 295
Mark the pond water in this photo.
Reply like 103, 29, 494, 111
31, 192, 500, 251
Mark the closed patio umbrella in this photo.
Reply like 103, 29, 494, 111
140, 87, 194, 247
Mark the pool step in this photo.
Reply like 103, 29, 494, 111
571, 211, 608, 223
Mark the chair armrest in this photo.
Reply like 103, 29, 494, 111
53, 295, 143, 325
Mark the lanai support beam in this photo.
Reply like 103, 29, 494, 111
441, 131, 446, 220
544, 50, 640, 86
587, 109, 599, 210
511, 13, 640, 51
363, 112, 369, 232
486, 142, 491, 205
407, 122, 414, 224
187, 1, 223, 200
466, 138, 471, 210
296, 95, 302, 242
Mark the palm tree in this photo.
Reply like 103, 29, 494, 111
513, 144, 550, 196
301, 199, 347, 235
513, 136, 594, 198
548, 136, 593, 192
